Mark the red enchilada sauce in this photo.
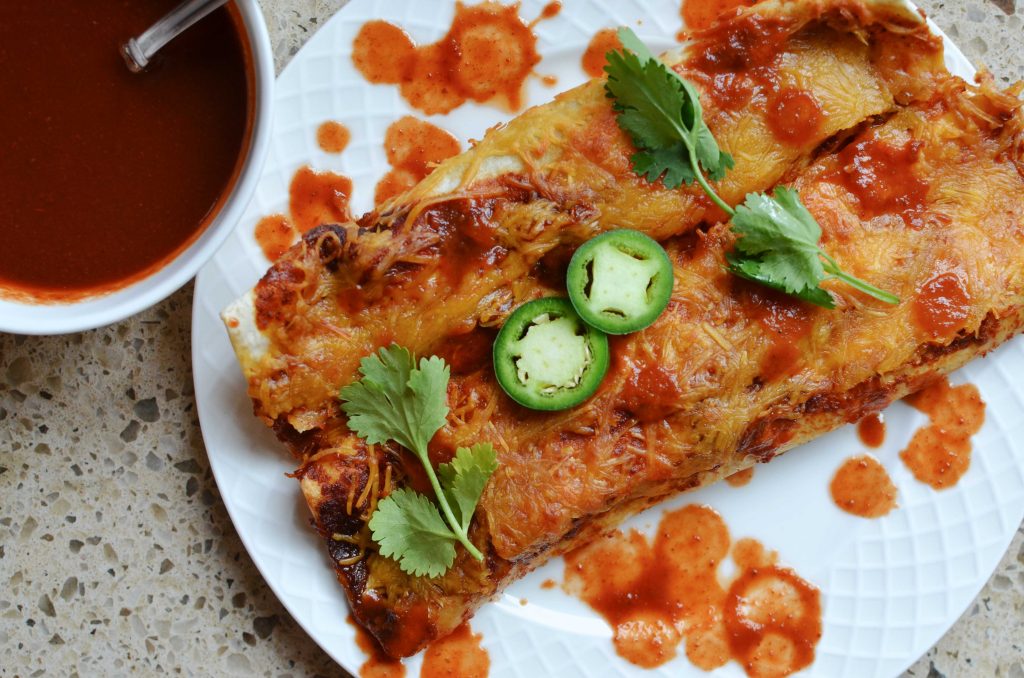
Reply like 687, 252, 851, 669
912, 269, 971, 339
618, 356, 684, 423
767, 88, 824, 146
901, 377, 985, 489
857, 413, 886, 448
375, 117, 462, 206
289, 166, 353, 233
735, 280, 814, 382
420, 623, 490, 678
725, 466, 754, 487
0, 0, 251, 300
681, 0, 757, 32
348, 615, 406, 678
253, 215, 295, 262
565, 504, 821, 675
581, 29, 622, 79
317, 121, 351, 154
682, 13, 826, 147
352, 2, 554, 115
683, 14, 792, 112
830, 454, 897, 518
827, 138, 929, 226
253, 166, 354, 261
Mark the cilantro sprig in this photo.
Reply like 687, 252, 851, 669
340, 345, 498, 578
604, 28, 898, 309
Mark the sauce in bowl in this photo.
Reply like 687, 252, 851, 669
0, 0, 253, 301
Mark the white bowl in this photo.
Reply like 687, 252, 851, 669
0, 0, 274, 336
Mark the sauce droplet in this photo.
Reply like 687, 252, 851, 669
901, 377, 985, 489
375, 116, 462, 206
317, 120, 351, 154
829, 454, 898, 518
289, 165, 353, 234
767, 88, 824, 146
857, 412, 886, 448
912, 269, 971, 340
564, 504, 821, 675
725, 466, 754, 487
420, 622, 490, 678
352, 2, 554, 115
253, 214, 297, 262
681, 0, 756, 32
581, 28, 622, 79
536, 1, 562, 21
348, 615, 406, 678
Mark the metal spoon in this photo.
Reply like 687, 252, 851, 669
122, 0, 229, 73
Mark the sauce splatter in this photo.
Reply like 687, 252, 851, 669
536, 1, 562, 21
767, 88, 824, 146
420, 622, 490, 678
830, 455, 898, 518
351, 2, 553, 115
564, 504, 821, 675
581, 28, 622, 78
735, 280, 814, 382
857, 413, 886, 448
348, 615, 406, 678
540, 579, 557, 589
681, 0, 756, 32
375, 116, 462, 206
901, 377, 985, 489
912, 270, 971, 340
828, 138, 929, 227
317, 120, 351, 154
253, 214, 296, 262
289, 165, 354, 234
252, 165, 354, 260
725, 466, 754, 487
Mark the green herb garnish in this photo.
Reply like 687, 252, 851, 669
340, 345, 498, 578
604, 28, 898, 309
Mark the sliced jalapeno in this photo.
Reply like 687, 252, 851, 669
566, 229, 674, 335
493, 297, 609, 411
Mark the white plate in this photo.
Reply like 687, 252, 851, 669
191, 1, 1024, 676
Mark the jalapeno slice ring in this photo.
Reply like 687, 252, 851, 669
566, 229, 674, 335
492, 297, 610, 411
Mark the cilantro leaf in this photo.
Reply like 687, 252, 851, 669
616, 25, 655, 61
405, 355, 450, 453
340, 346, 449, 453
728, 188, 830, 305
339, 345, 499, 578
605, 28, 734, 190
726, 187, 899, 308
604, 28, 897, 308
368, 488, 457, 578
630, 145, 695, 190
438, 444, 499, 534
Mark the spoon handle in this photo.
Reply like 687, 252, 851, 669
122, 0, 231, 72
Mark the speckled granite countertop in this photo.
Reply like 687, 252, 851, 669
1, 1, 1022, 676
